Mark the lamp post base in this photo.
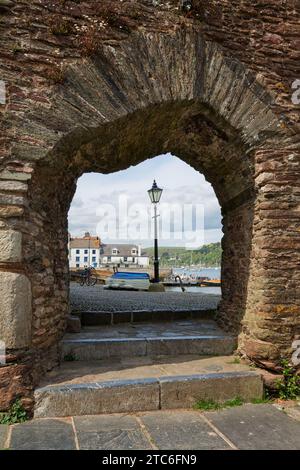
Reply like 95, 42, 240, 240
149, 282, 165, 292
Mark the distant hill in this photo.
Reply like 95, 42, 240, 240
142, 242, 222, 267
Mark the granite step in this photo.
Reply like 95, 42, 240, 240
61, 320, 236, 361
34, 364, 263, 418
61, 335, 236, 360
34, 356, 263, 418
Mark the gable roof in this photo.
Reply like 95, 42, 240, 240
69, 237, 101, 249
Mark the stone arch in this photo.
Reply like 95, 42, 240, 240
0, 29, 299, 409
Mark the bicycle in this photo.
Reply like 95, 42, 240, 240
79, 266, 98, 286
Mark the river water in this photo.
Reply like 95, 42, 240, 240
172, 267, 221, 279
165, 267, 222, 295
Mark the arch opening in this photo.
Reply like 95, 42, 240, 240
67, 154, 223, 308
24, 100, 256, 385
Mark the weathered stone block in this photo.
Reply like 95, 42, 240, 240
0, 272, 31, 348
61, 338, 147, 361
66, 315, 81, 333
160, 372, 263, 409
0, 170, 32, 182
0, 181, 28, 192
0, 206, 24, 218
0, 230, 22, 262
34, 378, 160, 417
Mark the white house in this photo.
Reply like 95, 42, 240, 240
68, 233, 149, 269
100, 244, 149, 268
69, 233, 101, 269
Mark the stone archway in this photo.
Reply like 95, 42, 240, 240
1, 6, 299, 411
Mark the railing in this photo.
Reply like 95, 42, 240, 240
175, 275, 186, 292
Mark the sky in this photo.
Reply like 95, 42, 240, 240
68, 153, 222, 248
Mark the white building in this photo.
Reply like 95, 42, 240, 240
100, 244, 149, 268
69, 233, 101, 269
68, 233, 149, 269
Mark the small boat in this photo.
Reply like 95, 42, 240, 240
105, 271, 150, 291
201, 279, 221, 287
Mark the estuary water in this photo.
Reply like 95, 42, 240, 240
165, 267, 222, 295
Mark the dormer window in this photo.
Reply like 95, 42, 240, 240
112, 248, 118, 255
131, 248, 137, 255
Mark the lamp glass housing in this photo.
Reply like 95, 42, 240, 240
148, 180, 163, 204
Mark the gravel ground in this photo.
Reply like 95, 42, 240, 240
70, 282, 220, 312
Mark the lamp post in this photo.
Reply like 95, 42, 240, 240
148, 180, 163, 283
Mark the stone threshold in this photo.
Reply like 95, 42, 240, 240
34, 370, 263, 418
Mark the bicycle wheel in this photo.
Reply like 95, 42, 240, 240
79, 276, 85, 287
87, 275, 97, 286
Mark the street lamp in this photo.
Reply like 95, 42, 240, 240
148, 180, 163, 283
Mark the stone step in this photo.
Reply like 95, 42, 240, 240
61, 320, 236, 361
61, 335, 236, 360
73, 309, 216, 326
34, 370, 263, 418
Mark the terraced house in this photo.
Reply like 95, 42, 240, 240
68, 232, 101, 268
69, 233, 149, 268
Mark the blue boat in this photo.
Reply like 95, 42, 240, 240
105, 271, 150, 291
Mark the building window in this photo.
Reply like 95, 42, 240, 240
131, 248, 137, 255
124, 257, 127, 262
84, 249, 88, 254
93, 262, 97, 268
76, 249, 80, 254
76, 256, 80, 262
92, 249, 96, 255
92, 257, 96, 263
112, 248, 118, 255
84, 257, 88, 263
132, 257, 135, 263
107, 256, 111, 262
76, 264, 80, 268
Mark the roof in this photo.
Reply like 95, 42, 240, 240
69, 237, 101, 249
101, 244, 139, 257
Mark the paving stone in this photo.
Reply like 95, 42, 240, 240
0, 425, 9, 449
204, 404, 300, 450
140, 410, 231, 450
10, 419, 76, 450
74, 415, 151, 450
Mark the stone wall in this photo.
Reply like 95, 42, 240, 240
0, 1, 299, 410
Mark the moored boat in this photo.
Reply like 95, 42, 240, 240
105, 271, 150, 291
200, 279, 221, 287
